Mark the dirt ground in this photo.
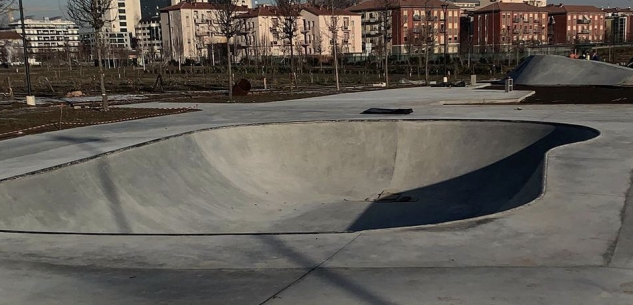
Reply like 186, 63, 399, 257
0, 104, 198, 140
486, 85, 633, 104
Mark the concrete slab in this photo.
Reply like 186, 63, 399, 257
0, 261, 303, 305
0, 86, 632, 303
268, 267, 633, 305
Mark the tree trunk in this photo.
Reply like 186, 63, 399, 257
227, 39, 233, 100
96, 32, 109, 111
424, 43, 430, 84
333, 41, 340, 92
290, 40, 294, 95
384, 39, 389, 87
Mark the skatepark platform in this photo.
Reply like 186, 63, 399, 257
509, 55, 633, 86
1, 86, 633, 305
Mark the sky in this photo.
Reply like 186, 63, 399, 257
20, 0, 633, 19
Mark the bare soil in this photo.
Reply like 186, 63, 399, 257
0, 104, 198, 140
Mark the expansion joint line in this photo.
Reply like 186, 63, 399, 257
259, 233, 363, 304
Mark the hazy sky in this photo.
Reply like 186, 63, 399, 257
21, 0, 633, 18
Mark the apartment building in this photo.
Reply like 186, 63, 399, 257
106, 0, 142, 37
299, 6, 362, 56
604, 8, 633, 43
472, 3, 548, 53
8, 17, 80, 54
545, 4, 604, 44
480, 0, 546, 8
160, 1, 250, 62
348, 0, 462, 55
136, 15, 163, 61
447, 0, 480, 13
0, 31, 23, 64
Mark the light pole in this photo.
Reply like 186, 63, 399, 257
18, 0, 34, 105
441, 3, 448, 78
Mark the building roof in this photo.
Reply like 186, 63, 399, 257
348, 0, 459, 12
545, 4, 603, 14
160, 2, 249, 12
0, 31, 21, 40
474, 3, 546, 14
602, 7, 633, 14
301, 5, 358, 16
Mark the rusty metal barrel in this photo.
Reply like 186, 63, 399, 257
232, 79, 251, 96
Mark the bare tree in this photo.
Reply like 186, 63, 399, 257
377, 0, 396, 87
272, 0, 300, 94
67, 0, 114, 111
323, 1, 341, 92
213, 0, 244, 100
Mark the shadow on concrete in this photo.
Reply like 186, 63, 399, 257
50, 135, 132, 233
258, 235, 395, 305
347, 125, 599, 231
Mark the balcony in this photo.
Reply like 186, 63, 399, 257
342, 25, 350, 31
513, 17, 521, 23
577, 19, 591, 24
533, 18, 541, 23
413, 15, 422, 21
342, 39, 349, 44
365, 17, 380, 24
579, 29, 590, 34
512, 29, 520, 34
301, 28, 310, 33
427, 16, 438, 21
301, 40, 309, 46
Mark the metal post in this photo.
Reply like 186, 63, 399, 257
18, 0, 33, 103
442, 3, 448, 77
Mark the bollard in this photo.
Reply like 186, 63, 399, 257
26, 95, 36, 106
263, 78, 267, 90
471, 75, 477, 86
505, 77, 514, 93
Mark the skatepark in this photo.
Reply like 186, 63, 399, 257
1, 56, 633, 304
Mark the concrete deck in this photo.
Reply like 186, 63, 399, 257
1, 86, 633, 304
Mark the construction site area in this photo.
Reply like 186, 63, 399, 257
1, 55, 633, 304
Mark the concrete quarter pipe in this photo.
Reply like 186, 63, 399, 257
0, 120, 598, 234
509, 55, 633, 86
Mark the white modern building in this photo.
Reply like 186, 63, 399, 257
136, 15, 163, 62
106, 0, 143, 37
8, 17, 79, 55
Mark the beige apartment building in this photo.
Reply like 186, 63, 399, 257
236, 5, 362, 59
160, 1, 251, 62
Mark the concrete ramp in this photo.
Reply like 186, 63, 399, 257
509, 55, 633, 86
0, 121, 598, 234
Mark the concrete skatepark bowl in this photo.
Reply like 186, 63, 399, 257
0, 120, 597, 235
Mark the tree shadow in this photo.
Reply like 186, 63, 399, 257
347, 125, 599, 231
258, 235, 396, 305
49, 135, 132, 233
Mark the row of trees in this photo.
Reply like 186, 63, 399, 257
48, 0, 440, 109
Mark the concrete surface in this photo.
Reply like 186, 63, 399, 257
0, 120, 596, 234
0, 86, 632, 304
509, 55, 633, 86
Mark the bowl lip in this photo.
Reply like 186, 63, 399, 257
1, 118, 599, 185
0, 119, 601, 236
